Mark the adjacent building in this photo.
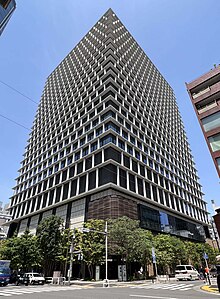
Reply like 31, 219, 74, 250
0, 0, 16, 35
7, 9, 209, 242
186, 65, 220, 177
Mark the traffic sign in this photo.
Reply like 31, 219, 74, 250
203, 252, 208, 260
152, 247, 156, 263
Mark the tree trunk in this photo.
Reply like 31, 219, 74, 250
88, 264, 94, 280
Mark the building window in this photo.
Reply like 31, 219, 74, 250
152, 185, 158, 202
55, 186, 61, 203
94, 152, 102, 166
132, 160, 138, 173
104, 147, 121, 163
137, 178, 144, 196
79, 175, 86, 194
48, 189, 54, 205
91, 141, 98, 152
105, 121, 120, 133
129, 173, 136, 192
96, 126, 103, 136
70, 179, 77, 197
100, 134, 116, 147
145, 182, 151, 199
63, 183, 69, 200
130, 136, 136, 145
69, 165, 75, 178
88, 132, 94, 141
159, 189, 164, 205
80, 137, 86, 146
208, 133, 220, 152
85, 157, 92, 170
82, 147, 89, 157
101, 110, 116, 121
201, 111, 220, 132
118, 139, 125, 150
88, 171, 96, 190
119, 168, 127, 188
77, 162, 83, 174
99, 164, 117, 186
62, 170, 67, 182
122, 130, 128, 140
127, 145, 133, 155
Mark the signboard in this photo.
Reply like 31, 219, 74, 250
118, 265, 127, 281
95, 266, 100, 281
203, 252, 208, 260
152, 247, 156, 263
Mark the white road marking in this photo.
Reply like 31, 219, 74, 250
130, 295, 179, 299
0, 286, 82, 296
130, 283, 194, 292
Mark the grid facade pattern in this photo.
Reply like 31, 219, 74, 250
186, 65, 220, 177
0, 0, 16, 35
8, 9, 208, 235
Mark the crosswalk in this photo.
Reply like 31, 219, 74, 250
0, 285, 82, 297
131, 283, 194, 292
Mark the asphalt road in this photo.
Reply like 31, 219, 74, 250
0, 280, 217, 299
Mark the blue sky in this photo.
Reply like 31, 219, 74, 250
0, 0, 220, 213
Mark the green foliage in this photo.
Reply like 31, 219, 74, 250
36, 215, 64, 274
0, 230, 41, 271
108, 216, 153, 265
1, 215, 217, 278
154, 234, 187, 272
80, 219, 105, 278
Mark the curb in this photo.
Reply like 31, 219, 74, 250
201, 285, 219, 294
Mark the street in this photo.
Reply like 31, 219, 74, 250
0, 280, 217, 299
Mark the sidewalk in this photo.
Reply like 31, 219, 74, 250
68, 276, 178, 287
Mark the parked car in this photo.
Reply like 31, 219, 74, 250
0, 261, 11, 286
17, 273, 45, 285
175, 265, 199, 281
210, 268, 217, 277
210, 265, 220, 278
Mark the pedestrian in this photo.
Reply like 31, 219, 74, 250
199, 267, 204, 280
204, 266, 211, 285
217, 272, 220, 293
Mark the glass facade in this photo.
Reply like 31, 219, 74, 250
8, 9, 209, 238
138, 204, 206, 241
208, 134, 220, 152
202, 111, 220, 132
0, 0, 16, 35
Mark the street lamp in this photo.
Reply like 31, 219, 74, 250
82, 221, 109, 287
68, 229, 76, 285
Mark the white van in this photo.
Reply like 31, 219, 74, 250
175, 265, 199, 281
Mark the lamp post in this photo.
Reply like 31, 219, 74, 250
82, 221, 109, 287
68, 229, 76, 285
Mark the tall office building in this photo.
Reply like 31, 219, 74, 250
8, 9, 209, 241
0, 0, 16, 35
186, 65, 220, 177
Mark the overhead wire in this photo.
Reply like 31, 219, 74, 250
0, 114, 30, 131
0, 79, 38, 130
0, 80, 38, 105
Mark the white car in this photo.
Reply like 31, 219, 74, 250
175, 265, 199, 281
23, 272, 45, 285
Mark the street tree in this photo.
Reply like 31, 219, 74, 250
36, 215, 64, 275
154, 234, 186, 273
108, 216, 153, 277
80, 219, 105, 279
0, 230, 41, 271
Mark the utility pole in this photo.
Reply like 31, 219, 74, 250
82, 222, 109, 287
68, 229, 75, 285
105, 221, 108, 283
